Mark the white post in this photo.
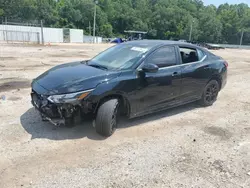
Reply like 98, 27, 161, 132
89, 21, 91, 36
93, 1, 98, 43
189, 20, 194, 41
40, 20, 44, 45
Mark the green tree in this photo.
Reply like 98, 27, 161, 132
0, 8, 4, 16
198, 5, 222, 43
100, 23, 113, 37
0, 0, 250, 44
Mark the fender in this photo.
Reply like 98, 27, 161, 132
85, 79, 131, 116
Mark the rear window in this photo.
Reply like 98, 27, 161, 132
179, 47, 199, 64
179, 47, 207, 64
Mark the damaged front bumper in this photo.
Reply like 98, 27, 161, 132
31, 90, 80, 127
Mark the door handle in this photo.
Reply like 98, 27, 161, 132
172, 72, 179, 76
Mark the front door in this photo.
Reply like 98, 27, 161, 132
134, 46, 182, 116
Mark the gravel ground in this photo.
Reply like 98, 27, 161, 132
0, 43, 250, 188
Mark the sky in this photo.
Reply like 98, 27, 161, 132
203, 0, 250, 7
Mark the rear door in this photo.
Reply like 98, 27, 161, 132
178, 46, 210, 101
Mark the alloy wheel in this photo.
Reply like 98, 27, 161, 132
205, 84, 218, 103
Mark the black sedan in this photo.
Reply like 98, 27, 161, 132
31, 40, 228, 136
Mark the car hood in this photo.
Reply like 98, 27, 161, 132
32, 61, 120, 95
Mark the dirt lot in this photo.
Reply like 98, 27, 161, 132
0, 43, 250, 188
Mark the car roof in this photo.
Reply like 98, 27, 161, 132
124, 40, 200, 49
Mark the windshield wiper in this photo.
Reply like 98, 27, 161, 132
88, 63, 108, 70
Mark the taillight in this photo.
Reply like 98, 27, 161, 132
224, 61, 228, 68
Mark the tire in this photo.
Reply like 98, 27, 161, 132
95, 99, 119, 137
199, 80, 220, 107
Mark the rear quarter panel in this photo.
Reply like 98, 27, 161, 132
206, 52, 227, 88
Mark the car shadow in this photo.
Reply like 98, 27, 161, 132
20, 103, 200, 141
119, 102, 200, 129
20, 108, 104, 141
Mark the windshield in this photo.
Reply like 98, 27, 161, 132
88, 44, 150, 70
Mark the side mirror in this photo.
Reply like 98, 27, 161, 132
141, 63, 159, 73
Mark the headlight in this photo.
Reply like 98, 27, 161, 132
47, 89, 94, 103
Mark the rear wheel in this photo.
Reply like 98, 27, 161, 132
95, 99, 119, 137
199, 80, 219, 106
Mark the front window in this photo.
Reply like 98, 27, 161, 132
144, 46, 177, 68
88, 44, 151, 70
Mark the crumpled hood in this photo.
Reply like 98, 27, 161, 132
32, 61, 120, 95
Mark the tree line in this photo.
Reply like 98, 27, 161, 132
1, 0, 250, 44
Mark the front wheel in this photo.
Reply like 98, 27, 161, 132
95, 99, 119, 137
199, 80, 220, 106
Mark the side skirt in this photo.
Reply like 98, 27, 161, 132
129, 97, 201, 119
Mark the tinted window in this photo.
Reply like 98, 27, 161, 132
145, 46, 177, 68
179, 47, 199, 64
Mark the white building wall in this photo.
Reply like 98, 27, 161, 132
83, 35, 103, 43
0, 25, 40, 42
83, 35, 94, 43
0, 30, 39, 42
0, 25, 63, 43
43, 27, 63, 43
0, 24, 102, 44
96, 37, 102, 43
70, 29, 83, 43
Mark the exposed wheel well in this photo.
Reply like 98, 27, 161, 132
95, 94, 130, 117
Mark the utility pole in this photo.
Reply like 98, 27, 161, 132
89, 21, 91, 36
93, 1, 98, 43
40, 20, 44, 45
240, 30, 244, 46
189, 20, 194, 41
38, 0, 44, 45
